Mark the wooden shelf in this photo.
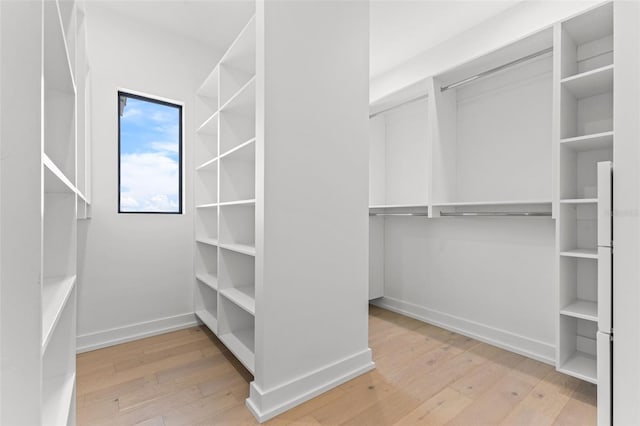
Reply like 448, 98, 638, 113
221, 286, 255, 315
196, 273, 218, 291
42, 372, 75, 426
44, 154, 76, 194
196, 237, 219, 247
558, 351, 597, 384
560, 131, 613, 152
220, 243, 256, 257
560, 249, 598, 259
42, 276, 76, 352
560, 300, 598, 322
561, 65, 613, 99
560, 198, 597, 204
219, 329, 255, 373
195, 310, 218, 334
219, 199, 256, 207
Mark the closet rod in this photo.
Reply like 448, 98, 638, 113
369, 213, 429, 217
440, 211, 552, 217
440, 47, 553, 92
369, 93, 429, 119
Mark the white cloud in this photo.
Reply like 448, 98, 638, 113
150, 141, 179, 153
122, 107, 142, 121
120, 152, 180, 212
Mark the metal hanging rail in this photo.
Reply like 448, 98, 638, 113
369, 213, 429, 217
369, 93, 429, 119
439, 211, 552, 217
440, 47, 553, 92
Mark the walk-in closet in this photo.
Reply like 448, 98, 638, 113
1, 0, 640, 425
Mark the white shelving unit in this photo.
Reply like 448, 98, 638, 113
556, 2, 613, 386
430, 28, 554, 209
194, 13, 257, 375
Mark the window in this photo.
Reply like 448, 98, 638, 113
118, 91, 183, 214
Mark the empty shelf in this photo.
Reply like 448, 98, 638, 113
221, 286, 255, 315
44, 154, 76, 194
560, 300, 598, 322
369, 203, 428, 209
196, 273, 218, 291
196, 157, 219, 171
560, 131, 614, 152
196, 112, 218, 135
432, 199, 552, 207
219, 242, 256, 256
219, 199, 256, 207
219, 329, 255, 373
42, 275, 76, 351
42, 373, 75, 426
195, 310, 218, 334
195, 203, 218, 209
196, 237, 219, 247
559, 351, 597, 384
560, 249, 598, 259
197, 66, 219, 100
219, 138, 255, 161
560, 198, 598, 204
561, 64, 613, 99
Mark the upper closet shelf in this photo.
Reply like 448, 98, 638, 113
369, 203, 429, 209
560, 131, 613, 152
561, 65, 613, 99
196, 111, 218, 135
432, 199, 552, 207
41, 275, 76, 352
220, 76, 255, 114
44, 0, 76, 94
197, 66, 219, 101
44, 154, 76, 194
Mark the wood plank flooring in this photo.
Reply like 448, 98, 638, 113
77, 306, 596, 425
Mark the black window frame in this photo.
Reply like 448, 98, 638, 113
117, 91, 184, 214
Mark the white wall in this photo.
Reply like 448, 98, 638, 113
371, 0, 604, 103
248, 1, 372, 421
77, 5, 217, 351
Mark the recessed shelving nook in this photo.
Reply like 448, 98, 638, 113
430, 28, 553, 213
193, 12, 257, 376
556, 1, 613, 389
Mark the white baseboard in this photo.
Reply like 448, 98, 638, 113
372, 296, 555, 365
246, 348, 375, 423
76, 313, 199, 353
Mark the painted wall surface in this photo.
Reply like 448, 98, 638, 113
77, 5, 217, 349
371, 0, 604, 103
249, 0, 371, 419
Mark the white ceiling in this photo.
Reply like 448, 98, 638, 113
94, 0, 520, 78
92, 0, 255, 53
370, 0, 521, 77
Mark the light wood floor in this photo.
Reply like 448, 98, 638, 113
77, 306, 596, 425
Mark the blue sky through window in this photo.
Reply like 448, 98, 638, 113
119, 94, 181, 213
